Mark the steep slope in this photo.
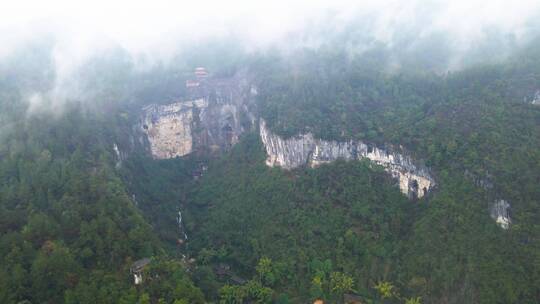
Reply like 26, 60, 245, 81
0, 101, 204, 303
139, 73, 256, 159
1, 38, 539, 304
136, 71, 435, 199
259, 119, 434, 199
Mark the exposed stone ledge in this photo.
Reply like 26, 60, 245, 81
490, 199, 511, 229
260, 119, 435, 199
141, 100, 203, 159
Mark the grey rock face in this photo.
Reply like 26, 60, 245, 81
138, 72, 434, 199
113, 143, 129, 168
140, 77, 253, 159
464, 171, 513, 229
141, 100, 201, 158
490, 199, 511, 229
532, 90, 540, 105
260, 119, 435, 199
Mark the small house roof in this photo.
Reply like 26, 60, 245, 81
131, 258, 151, 272
194, 67, 209, 77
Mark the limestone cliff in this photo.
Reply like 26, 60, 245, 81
138, 72, 434, 199
140, 75, 254, 159
113, 143, 129, 168
490, 199, 511, 229
532, 90, 540, 105
260, 120, 434, 199
464, 170, 513, 229
141, 100, 201, 158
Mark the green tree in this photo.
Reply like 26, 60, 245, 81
374, 281, 395, 299
256, 257, 275, 286
330, 272, 354, 298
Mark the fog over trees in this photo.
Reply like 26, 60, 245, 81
0, 1, 539, 304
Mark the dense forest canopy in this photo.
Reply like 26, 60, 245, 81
0, 4, 540, 303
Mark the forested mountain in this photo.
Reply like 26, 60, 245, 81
0, 23, 539, 304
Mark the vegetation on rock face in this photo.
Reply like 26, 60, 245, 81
177, 131, 537, 303
0, 99, 204, 303
0, 37, 539, 303
249, 42, 540, 302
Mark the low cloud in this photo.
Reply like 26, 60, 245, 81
1, 0, 539, 115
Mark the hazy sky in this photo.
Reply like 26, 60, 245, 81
1, 0, 540, 81
3, 0, 540, 53
2, 0, 539, 115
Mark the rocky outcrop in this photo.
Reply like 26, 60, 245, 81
177, 210, 188, 242
532, 90, 540, 105
465, 170, 514, 229
113, 143, 129, 168
142, 99, 202, 159
490, 199, 511, 229
260, 120, 434, 199
138, 71, 434, 199
140, 76, 254, 159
